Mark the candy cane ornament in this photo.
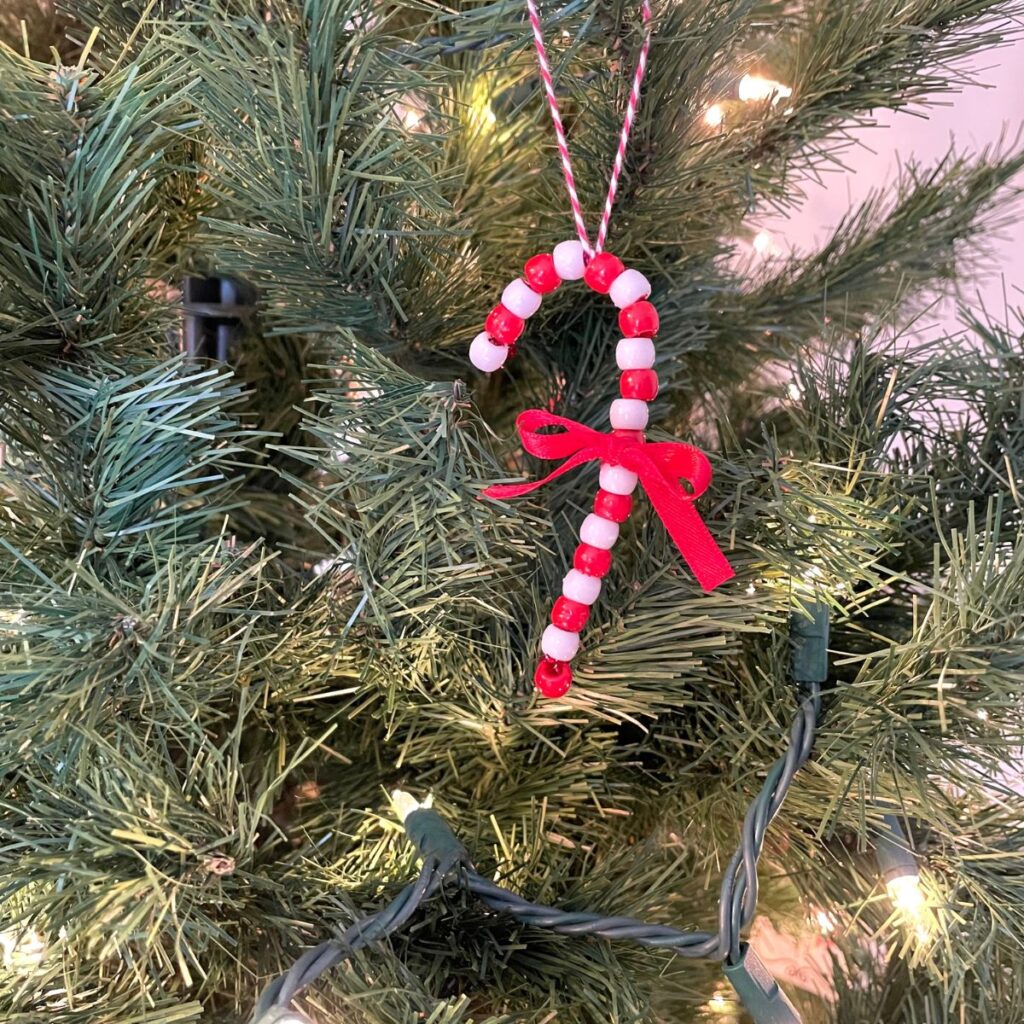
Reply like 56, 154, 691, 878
470, 2, 733, 698
472, 247, 735, 697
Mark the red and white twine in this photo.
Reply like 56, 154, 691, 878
524, 0, 653, 257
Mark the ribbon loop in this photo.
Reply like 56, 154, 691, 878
482, 410, 734, 591
515, 409, 604, 460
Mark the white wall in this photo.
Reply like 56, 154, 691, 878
764, 39, 1024, 336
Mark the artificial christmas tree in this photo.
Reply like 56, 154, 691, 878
2, 2, 1024, 1023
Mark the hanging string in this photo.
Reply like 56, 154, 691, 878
525, 0, 653, 257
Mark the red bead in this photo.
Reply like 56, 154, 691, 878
594, 489, 633, 523
618, 300, 659, 338
612, 429, 645, 443
583, 252, 625, 294
485, 304, 525, 345
523, 253, 562, 294
551, 596, 591, 632
534, 657, 573, 697
574, 543, 612, 578
620, 369, 659, 401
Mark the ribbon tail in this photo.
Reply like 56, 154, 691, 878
481, 449, 599, 501
481, 480, 545, 500
662, 503, 735, 591
639, 466, 734, 591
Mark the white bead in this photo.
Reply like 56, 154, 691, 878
541, 623, 581, 662
599, 463, 639, 495
609, 399, 649, 431
552, 240, 586, 280
616, 337, 656, 370
469, 331, 508, 373
580, 513, 619, 549
609, 269, 652, 309
562, 569, 602, 605
501, 278, 542, 319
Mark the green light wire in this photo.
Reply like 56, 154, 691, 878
252, 605, 829, 1023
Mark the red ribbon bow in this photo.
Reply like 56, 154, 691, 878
482, 409, 734, 591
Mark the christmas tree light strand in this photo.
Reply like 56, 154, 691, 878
250, 859, 448, 1020
253, 612, 828, 1024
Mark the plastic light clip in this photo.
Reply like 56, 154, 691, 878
182, 275, 256, 361
724, 943, 803, 1024
790, 600, 829, 683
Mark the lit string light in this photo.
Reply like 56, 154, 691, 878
468, 81, 497, 132
707, 987, 739, 1019
393, 99, 425, 131
702, 72, 793, 127
888, 874, 927, 917
738, 74, 792, 104
704, 103, 725, 128
752, 229, 774, 257
476, 100, 497, 127
708, 991, 730, 1011
813, 908, 837, 935
876, 814, 932, 941
392, 789, 433, 820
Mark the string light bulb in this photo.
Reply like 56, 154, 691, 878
752, 229, 774, 257
704, 103, 725, 128
468, 83, 497, 131
705, 73, 793, 131
391, 789, 433, 822
397, 104, 424, 131
738, 74, 792, 104
887, 873, 927, 916
708, 992, 729, 1010
876, 814, 927, 919
707, 988, 738, 1017
813, 907, 837, 934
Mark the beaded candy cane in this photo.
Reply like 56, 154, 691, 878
470, 1, 734, 698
